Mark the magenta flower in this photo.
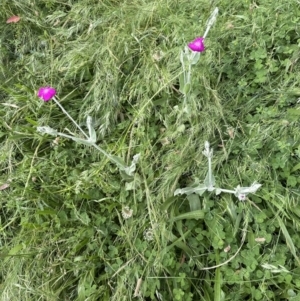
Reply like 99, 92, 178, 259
188, 37, 205, 52
37, 87, 56, 102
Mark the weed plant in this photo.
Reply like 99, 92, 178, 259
1, 0, 300, 300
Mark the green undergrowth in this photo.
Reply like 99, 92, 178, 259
1, 0, 300, 300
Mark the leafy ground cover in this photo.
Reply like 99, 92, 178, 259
1, 0, 300, 300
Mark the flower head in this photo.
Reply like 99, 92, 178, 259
38, 87, 56, 102
224, 245, 231, 253
188, 37, 205, 52
121, 206, 133, 219
237, 193, 246, 201
144, 228, 154, 241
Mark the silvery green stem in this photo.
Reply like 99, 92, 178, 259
203, 7, 219, 39
217, 188, 236, 194
180, 50, 187, 84
185, 62, 192, 105
203, 142, 215, 190
45, 100, 128, 170
207, 155, 213, 187
187, 60, 192, 84
53, 97, 89, 140
90, 142, 127, 170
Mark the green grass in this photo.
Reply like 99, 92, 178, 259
1, 0, 300, 300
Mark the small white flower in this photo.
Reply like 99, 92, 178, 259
144, 228, 154, 241
51, 137, 60, 147
121, 206, 133, 219
255, 237, 266, 243
152, 50, 165, 61
224, 245, 231, 253
37, 126, 58, 135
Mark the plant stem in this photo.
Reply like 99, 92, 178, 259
218, 188, 235, 194
52, 97, 127, 170
203, 7, 219, 39
208, 155, 212, 186
53, 97, 89, 140
90, 142, 127, 169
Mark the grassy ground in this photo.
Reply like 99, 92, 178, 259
1, 0, 300, 300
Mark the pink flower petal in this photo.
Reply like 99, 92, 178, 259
188, 37, 205, 52
6, 16, 21, 24
0, 183, 10, 190
37, 87, 57, 102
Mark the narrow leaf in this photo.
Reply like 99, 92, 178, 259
174, 184, 207, 196
183, 83, 191, 95
179, 73, 185, 94
164, 230, 192, 255
171, 210, 205, 221
277, 216, 300, 266
86, 116, 96, 143
214, 251, 222, 301
161, 196, 177, 211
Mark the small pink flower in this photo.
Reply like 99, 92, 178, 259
38, 87, 56, 102
188, 37, 205, 52
238, 193, 246, 201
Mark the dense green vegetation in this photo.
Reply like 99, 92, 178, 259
1, 0, 300, 300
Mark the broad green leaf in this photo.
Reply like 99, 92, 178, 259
125, 178, 141, 190
183, 83, 191, 95
187, 194, 201, 211
110, 155, 126, 167
191, 52, 200, 65
174, 184, 207, 196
